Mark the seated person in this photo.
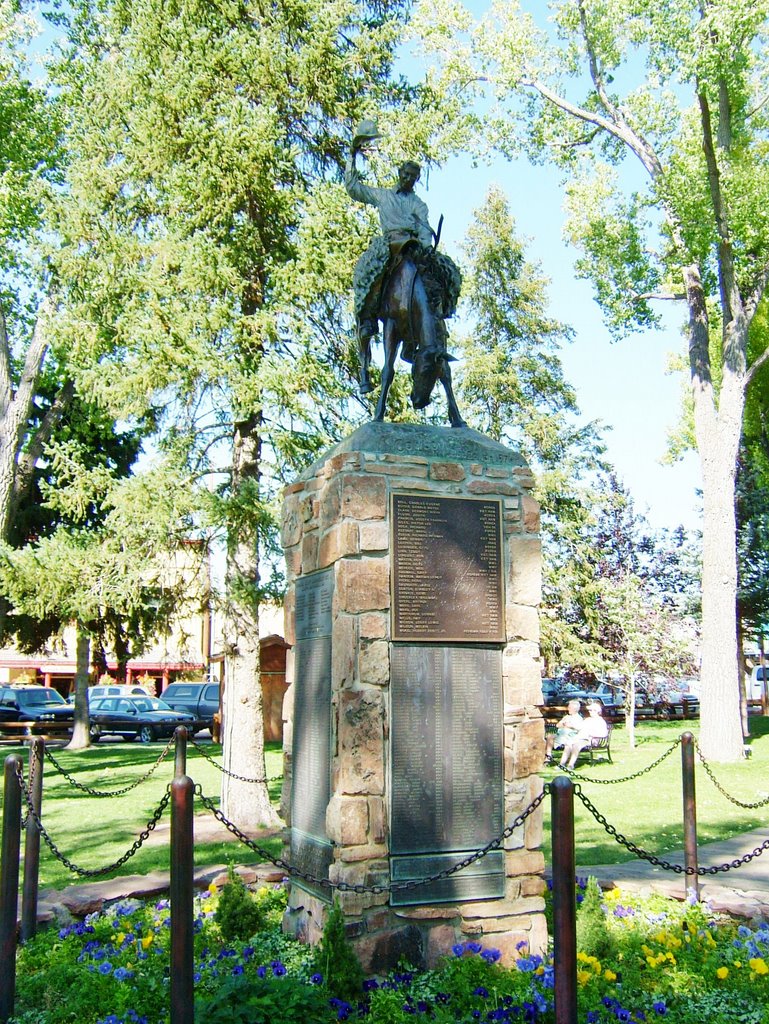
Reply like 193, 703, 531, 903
545, 699, 583, 762
560, 702, 608, 769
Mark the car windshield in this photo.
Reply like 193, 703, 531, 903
131, 698, 172, 713
19, 688, 66, 706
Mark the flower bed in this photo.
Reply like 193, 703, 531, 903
9, 880, 769, 1023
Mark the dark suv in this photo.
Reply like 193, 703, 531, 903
0, 685, 75, 736
160, 682, 220, 733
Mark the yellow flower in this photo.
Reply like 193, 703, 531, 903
749, 957, 769, 975
646, 956, 657, 969
577, 969, 592, 986
604, 969, 617, 982
142, 934, 154, 950
735, 961, 742, 968
208, 883, 218, 895
535, 966, 545, 976
716, 967, 729, 980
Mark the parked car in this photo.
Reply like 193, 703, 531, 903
88, 695, 195, 742
160, 681, 220, 733
0, 685, 74, 736
88, 684, 151, 704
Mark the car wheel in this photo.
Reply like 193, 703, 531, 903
89, 724, 101, 742
138, 725, 155, 743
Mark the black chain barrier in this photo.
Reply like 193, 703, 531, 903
694, 740, 769, 809
575, 783, 769, 875
14, 762, 171, 878
188, 737, 281, 784
557, 738, 682, 785
44, 739, 175, 798
194, 782, 550, 895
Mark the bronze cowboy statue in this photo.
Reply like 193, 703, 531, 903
344, 121, 466, 428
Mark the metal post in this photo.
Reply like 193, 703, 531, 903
21, 739, 44, 942
175, 726, 188, 778
681, 732, 699, 900
170, 775, 194, 1024
551, 776, 578, 1024
0, 755, 23, 1023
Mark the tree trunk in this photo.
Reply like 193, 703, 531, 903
220, 413, 279, 829
695, 370, 745, 761
66, 627, 92, 750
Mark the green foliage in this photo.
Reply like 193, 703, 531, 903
195, 972, 332, 1024
214, 867, 268, 943
214, 867, 286, 943
312, 898, 364, 1003
576, 877, 613, 961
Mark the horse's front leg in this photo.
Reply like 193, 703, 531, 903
359, 333, 373, 395
439, 357, 466, 428
374, 322, 399, 422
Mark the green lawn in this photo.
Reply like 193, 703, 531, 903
2, 719, 768, 893
0, 739, 284, 891
542, 716, 769, 865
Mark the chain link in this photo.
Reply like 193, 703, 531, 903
194, 782, 550, 894
575, 784, 769, 875
14, 761, 171, 877
188, 737, 281, 784
44, 739, 174, 798
556, 739, 682, 785
694, 741, 769, 809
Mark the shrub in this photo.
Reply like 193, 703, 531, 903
577, 876, 613, 960
312, 899, 364, 1003
214, 868, 268, 943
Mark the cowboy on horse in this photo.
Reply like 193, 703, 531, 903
344, 121, 464, 423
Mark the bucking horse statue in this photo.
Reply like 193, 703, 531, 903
345, 123, 466, 429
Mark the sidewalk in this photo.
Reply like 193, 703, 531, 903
579, 825, 769, 922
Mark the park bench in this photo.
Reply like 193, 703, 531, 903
543, 719, 614, 765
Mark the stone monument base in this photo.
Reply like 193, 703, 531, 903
280, 423, 546, 973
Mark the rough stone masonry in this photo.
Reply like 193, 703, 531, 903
280, 422, 546, 973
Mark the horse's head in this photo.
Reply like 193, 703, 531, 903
410, 347, 455, 410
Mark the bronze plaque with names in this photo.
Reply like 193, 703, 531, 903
290, 569, 334, 900
389, 645, 504, 904
391, 493, 504, 643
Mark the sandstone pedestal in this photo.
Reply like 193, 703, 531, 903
280, 423, 545, 972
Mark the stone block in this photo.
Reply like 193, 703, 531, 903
521, 876, 547, 897
284, 544, 302, 579
505, 850, 546, 877
341, 473, 387, 520
359, 521, 389, 551
512, 718, 546, 777
426, 923, 461, 968
319, 521, 359, 568
281, 497, 303, 548
301, 531, 319, 574
468, 479, 516, 495
338, 690, 385, 795
325, 452, 362, 476
429, 461, 466, 482
381, 454, 429, 465
505, 604, 540, 643
336, 557, 390, 614
521, 494, 540, 532
284, 589, 296, 646
338, 842, 388, 862
502, 647, 542, 706
360, 612, 388, 639
326, 794, 369, 846
366, 462, 428, 478
319, 477, 342, 532
486, 466, 512, 479
359, 639, 389, 687
354, 924, 425, 974
369, 796, 387, 843
332, 614, 358, 689
507, 537, 542, 606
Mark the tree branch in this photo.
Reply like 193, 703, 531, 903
0, 302, 11, 421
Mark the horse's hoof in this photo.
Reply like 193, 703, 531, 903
450, 419, 467, 429
360, 381, 374, 395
